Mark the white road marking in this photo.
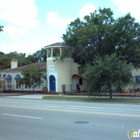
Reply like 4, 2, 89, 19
2, 113, 42, 120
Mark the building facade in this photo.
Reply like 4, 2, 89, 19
1, 42, 140, 94
0, 42, 87, 94
45, 42, 87, 93
0, 59, 46, 93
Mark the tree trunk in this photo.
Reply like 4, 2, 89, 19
109, 86, 112, 99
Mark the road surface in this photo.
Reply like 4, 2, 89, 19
0, 98, 140, 140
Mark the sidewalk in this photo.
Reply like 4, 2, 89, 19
1, 93, 140, 100
0, 93, 46, 99
0, 93, 79, 99
0, 93, 89, 99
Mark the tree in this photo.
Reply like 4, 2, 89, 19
0, 52, 5, 55
19, 64, 46, 93
26, 48, 47, 63
33, 48, 47, 62
0, 52, 32, 70
0, 47, 47, 70
6, 51, 31, 66
85, 53, 132, 99
0, 26, 4, 32
0, 81, 4, 93
26, 54, 37, 63
62, 8, 140, 68
0, 54, 10, 69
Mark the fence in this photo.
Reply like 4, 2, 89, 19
94, 82, 140, 97
62, 84, 87, 95
1, 84, 43, 94
62, 82, 140, 97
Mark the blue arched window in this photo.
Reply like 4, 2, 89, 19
15, 74, 21, 80
6, 75, 12, 80
136, 76, 140, 83
6, 75, 12, 89
14, 74, 21, 89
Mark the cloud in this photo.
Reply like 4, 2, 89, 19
46, 12, 74, 42
46, 3, 96, 27
79, 4, 96, 19
0, 42, 7, 53
0, 40, 47, 55
0, 0, 39, 39
46, 12, 74, 27
46, 3, 96, 33
0, 38, 63, 55
112, 0, 140, 20
4, 25, 28, 39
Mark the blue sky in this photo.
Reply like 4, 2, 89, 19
0, 0, 140, 55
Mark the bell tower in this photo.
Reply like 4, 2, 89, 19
45, 42, 73, 93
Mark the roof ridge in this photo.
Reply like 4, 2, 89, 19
2, 62, 46, 72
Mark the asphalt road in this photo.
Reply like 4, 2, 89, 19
0, 98, 140, 140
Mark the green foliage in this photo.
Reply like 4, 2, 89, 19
7, 52, 31, 66
19, 64, 46, 92
52, 47, 70, 62
85, 53, 132, 99
62, 8, 140, 68
62, 8, 140, 99
0, 25, 4, 32
27, 48, 47, 63
0, 47, 47, 70
0, 52, 5, 55
0, 52, 31, 70
0, 81, 4, 92
0, 54, 10, 69
78, 64, 87, 75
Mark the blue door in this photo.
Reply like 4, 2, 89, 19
49, 75, 56, 91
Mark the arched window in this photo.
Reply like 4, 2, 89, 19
6, 75, 12, 89
14, 74, 21, 89
136, 76, 140, 83
79, 78, 83, 85
47, 49, 51, 57
53, 48, 60, 57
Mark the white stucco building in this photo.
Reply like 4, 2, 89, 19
45, 42, 87, 93
0, 59, 46, 93
0, 42, 87, 94
1, 42, 140, 94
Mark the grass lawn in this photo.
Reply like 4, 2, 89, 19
42, 95, 140, 103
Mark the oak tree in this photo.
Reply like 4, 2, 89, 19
63, 8, 140, 68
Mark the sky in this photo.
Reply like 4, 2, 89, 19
0, 0, 140, 55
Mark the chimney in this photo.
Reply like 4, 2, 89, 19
11, 58, 18, 69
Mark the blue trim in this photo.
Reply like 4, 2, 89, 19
49, 75, 56, 91
136, 76, 140, 82
6, 75, 12, 80
14, 74, 21, 80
